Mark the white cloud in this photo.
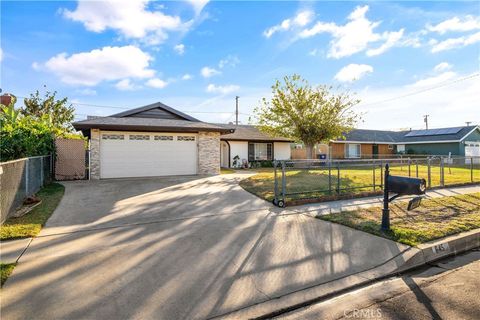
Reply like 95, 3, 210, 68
146, 77, 168, 88
186, 0, 209, 16
206, 84, 240, 94
0, 48, 3, 62
218, 55, 239, 68
40, 45, 155, 86
426, 15, 480, 34
201, 66, 221, 78
366, 29, 404, 56
63, 0, 185, 45
357, 73, 480, 130
430, 31, 480, 52
334, 64, 373, 82
410, 71, 457, 88
76, 88, 97, 96
174, 44, 185, 55
299, 5, 405, 58
263, 10, 314, 38
433, 62, 452, 72
115, 79, 138, 91
182, 73, 193, 80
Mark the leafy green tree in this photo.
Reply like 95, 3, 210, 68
253, 74, 362, 159
21, 88, 75, 130
0, 95, 20, 125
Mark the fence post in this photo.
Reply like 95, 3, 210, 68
380, 161, 384, 190
427, 158, 431, 188
471, 157, 474, 183
372, 160, 376, 191
328, 160, 332, 194
281, 161, 286, 206
408, 158, 411, 177
416, 160, 419, 178
336, 164, 340, 194
273, 160, 278, 204
440, 157, 445, 186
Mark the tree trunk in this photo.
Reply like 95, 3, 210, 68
306, 144, 315, 159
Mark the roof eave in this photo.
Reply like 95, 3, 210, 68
72, 123, 233, 134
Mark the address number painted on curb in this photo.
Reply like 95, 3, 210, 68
432, 242, 450, 254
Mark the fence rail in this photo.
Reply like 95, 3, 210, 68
273, 156, 480, 207
0, 155, 53, 223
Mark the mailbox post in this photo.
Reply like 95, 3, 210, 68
381, 163, 427, 232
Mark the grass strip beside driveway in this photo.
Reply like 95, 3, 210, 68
1, 263, 16, 287
0, 183, 65, 240
318, 193, 480, 246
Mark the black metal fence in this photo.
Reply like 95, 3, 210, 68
272, 156, 480, 207
0, 155, 53, 223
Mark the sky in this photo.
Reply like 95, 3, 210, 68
1, 0, 479, 130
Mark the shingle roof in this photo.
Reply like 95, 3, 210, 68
72, 117, 233, 134
333, 126, 478, 144
216, 124, 293, 142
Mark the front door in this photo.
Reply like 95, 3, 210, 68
372, 144, 379, 159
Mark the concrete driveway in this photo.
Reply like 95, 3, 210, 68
1, 173, 409, 320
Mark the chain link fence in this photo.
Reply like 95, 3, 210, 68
272, 156, 480, 207
0, 155, 53, 223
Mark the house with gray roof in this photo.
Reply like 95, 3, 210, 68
329, 125, 480, 159
73, 102, 291, 178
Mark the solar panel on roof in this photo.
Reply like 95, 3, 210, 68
404, 127, 463, 137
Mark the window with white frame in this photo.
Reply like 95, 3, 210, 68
248, 143, 272, 161
345, 143, 361, 158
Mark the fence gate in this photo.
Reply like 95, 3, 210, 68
55, 138, 87, 180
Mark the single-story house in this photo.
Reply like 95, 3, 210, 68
329, 125, 480, 159
216, 124, 293, 168
72, 102, 292, 179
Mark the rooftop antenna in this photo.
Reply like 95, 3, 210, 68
423, 115, 429, 130
466, 121, 472, 126
235, 96, 239, 126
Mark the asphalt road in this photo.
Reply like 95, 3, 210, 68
278, 249, 480, 320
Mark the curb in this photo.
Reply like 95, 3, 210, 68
213, 229, 480, 320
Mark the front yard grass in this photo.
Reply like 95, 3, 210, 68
318, 192, 480, 246
1, 263, 16, 287
239, 164, 479, 202
220, 168, 236, 174
0, 183, 65, 240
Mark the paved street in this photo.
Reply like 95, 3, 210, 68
278, 249, 480, 320
0, 173, 409, 320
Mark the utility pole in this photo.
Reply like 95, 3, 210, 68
235, 96, 239, 126
423, 115, 429, 130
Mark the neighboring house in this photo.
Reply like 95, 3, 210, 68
217, 125, 293, 168
329, 126, 480, 159
72, 102, 291, 179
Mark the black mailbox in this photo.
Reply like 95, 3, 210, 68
387, 176, 426, 196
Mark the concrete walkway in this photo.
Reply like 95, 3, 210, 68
0, 176, 477, 320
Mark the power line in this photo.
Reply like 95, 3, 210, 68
358, 73, 479, 107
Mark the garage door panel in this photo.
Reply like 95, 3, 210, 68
100, 132, 197, 178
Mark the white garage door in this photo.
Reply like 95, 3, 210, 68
465, 142, 480, 164
100, 131, 197, 178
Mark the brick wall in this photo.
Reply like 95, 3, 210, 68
90, 129, 101, 179
198, 131, 220, 175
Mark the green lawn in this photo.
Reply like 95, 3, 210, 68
0, 183, 65, 240
1, 263, 16, 287
220, 168, 236, 174
239, 164, 479, 202
318, 192, 480, 246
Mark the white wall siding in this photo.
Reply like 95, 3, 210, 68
229, 141, 248, 167
274, 142, 291, 160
